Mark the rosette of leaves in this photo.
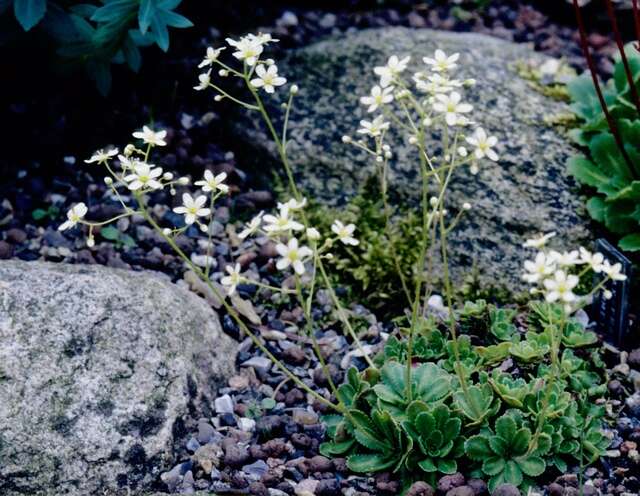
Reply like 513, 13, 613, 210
509, 332, 550, 363
465, 413, 547, 491
489, 307, 519, 342
441, 335, 479, 377
488, 370, 532, 409
454, 382, 499, 426
561, 321, 598, 348
346, 409, 413, 474
405, 403, 465, 475
1, 1, 192, 94
522, 382, 572, 422
378, 326, 446, 365
456, 299, 489, 334
566, 43, 640, 252
527, 302, 565, 333
557, 350, 604, 396
373, 362, 452, 419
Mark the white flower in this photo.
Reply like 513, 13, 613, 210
331, 220, 359, 246
549, 250, 580, 267
123, 162, 163, 191
221, 263, 242, 295
432, 92, 472, 126
275, 238, 313, 275
195, 170, 229, 193
194, 70, 211, 91
423, 49, 460, 72
263, 206, 304, 233
374, 55, 410, 87
132, 126, 167, 147
522, 252, 555, 284
465, 128, 499, 161
198, 46, 226, 68
414, 73, 462, 94
239, 211, 264, 239
523, 232, 556, 249
357, 115, 390, 137
226, 35, 263, 66
118, 154, 139, 170
173, 193, 211, 225
543, 270, 579, 303
601, 260, 627, 281
250, 64, 287, 93
84, 148, 118, 165
277, 197, 307, 211
360, 85, 394, 113
579, 247, 605, 273
58, 203, 87, 231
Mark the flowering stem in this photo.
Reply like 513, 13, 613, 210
135, 193, 342, 413
317, 261, 376, 370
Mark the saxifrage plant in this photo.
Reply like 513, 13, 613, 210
57, 33, 624, 492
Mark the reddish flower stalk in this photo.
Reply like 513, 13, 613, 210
604, 0, 640, 115
633, 0, 640, 51
572, 0, 633, 170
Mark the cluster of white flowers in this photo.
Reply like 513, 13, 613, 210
61, 125, 231, 246
341, 49, 499, 183
194, 33, 290, 97
521, 232, 627, 313
221, 198, 359, 295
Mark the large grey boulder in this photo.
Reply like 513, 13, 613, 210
237, 28, 592, 290
0, 261, 236, 495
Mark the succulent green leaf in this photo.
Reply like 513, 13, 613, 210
503, 460, 523, 487
619, 233, 640, 251
418, 457, 437, 473
347, 453, 396, 473
465, 435, 491, 461
437, 458, 457, 475
482, 456, 506, 476
495, 415, 517, 443
14, 0, 46, 30
511, 428, 532, 455
517, 455, 546, 477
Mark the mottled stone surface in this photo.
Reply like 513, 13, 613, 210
0, 261, 236, 495
237, 28, 592, 290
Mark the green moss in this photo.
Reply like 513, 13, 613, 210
305, 175, 423, 313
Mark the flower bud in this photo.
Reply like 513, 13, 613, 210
457, 146, 468, 157
376, 155, 383, 163
178, 177, 190, 185
290, 84, 299, 94
409, 136, 418, 145
422, 117, 432, 127
462, 202, 471, 211
429, 197, 438, 208
306, 227, 320, 240
86, 236, 95, 248
218, 69, 228, 77
104, 177, 113, 186
464, 78, 476, 87
214, 95, 223, 102
604, 290, 613, 300
341, 135, 352, 144
124, 144, 136, 156
265, 58, 275, 66
162, 228, 172, 236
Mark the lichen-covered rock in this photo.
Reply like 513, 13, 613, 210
236, 28, 592, 290
0, 261, 236, 495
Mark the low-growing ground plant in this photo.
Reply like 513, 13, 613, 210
60, 33, 625, 493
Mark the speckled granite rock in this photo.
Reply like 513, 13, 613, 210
0, 261, 235, 496
237, 28, 592, 290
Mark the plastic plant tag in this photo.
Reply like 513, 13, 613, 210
593, 239, 633, 347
